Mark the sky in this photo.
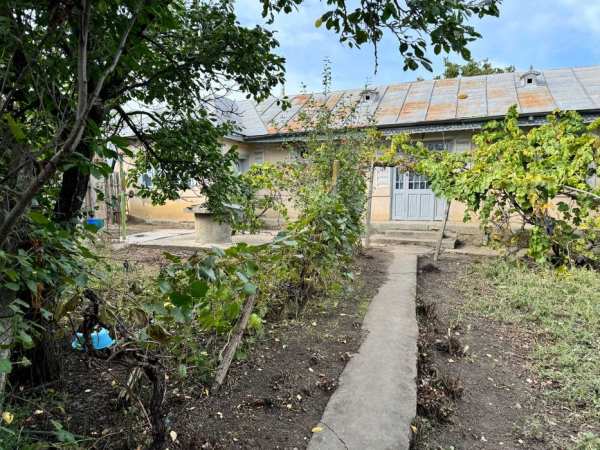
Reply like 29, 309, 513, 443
235, 0, 600, 95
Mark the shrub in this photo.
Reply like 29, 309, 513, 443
398, 106, 600, 266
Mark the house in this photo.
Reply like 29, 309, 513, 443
124, 65, 600, 235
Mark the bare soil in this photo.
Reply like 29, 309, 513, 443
414, 254, 579, 450
24, 246, 391, 450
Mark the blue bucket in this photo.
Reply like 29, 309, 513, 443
86, 218, 104, 230
71, 328, 115, 350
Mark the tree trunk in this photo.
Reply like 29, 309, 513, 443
54, 106, 105, 223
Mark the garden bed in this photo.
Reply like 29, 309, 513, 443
414, 254, 600, 450
5, 246, 390, 450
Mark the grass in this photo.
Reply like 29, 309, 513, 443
460, 259, 600, 421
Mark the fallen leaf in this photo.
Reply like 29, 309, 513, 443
2, 411, 14, 424
169, 430, 177, 442
312, 426, 323, 433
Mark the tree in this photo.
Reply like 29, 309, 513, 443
396, 106, 600, 266
438, 57, 515, 78
0, 0, 501, 247
0, 0, 500, 386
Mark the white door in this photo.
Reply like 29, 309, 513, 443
392, 168, 446, 220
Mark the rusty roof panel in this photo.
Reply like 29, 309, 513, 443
515, 71, 557, 114
426, 78, 459, 121
373, 83, 410, 124
331, 89, 362, 127
259, 98, 286, 129
573, 66, 600, 108
486, 72, 519, 116
398, 81, 434, 123
544, 69, 595, 110
456, 75, 487, 118
284, 93, 329, 131
270, 94, 311, 133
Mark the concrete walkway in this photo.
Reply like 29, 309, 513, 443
111, 229, 276, 249
308, 248, 421, 450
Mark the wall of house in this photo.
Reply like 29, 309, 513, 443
121, 130, 482, 230
124, 127, 599, 240
126, 139, 252, 223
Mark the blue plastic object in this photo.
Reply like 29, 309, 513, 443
86, 218, 104, 230
71, 328, 115, 350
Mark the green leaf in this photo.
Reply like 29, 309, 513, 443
169, 292, 192, 308
190, 280, 208, 298
163, 252, 181, 263
245, 261, 259, 276
4, 113, 25, 141
29, 211, 50, 225
4, 282, 19, 291
25, 279, 38, 293
159, 280, 172, 294
0, 358, 12, 374
243, 283, 257, 296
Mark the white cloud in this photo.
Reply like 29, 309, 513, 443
558, 0, 600, 34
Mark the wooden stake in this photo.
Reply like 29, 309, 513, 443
331, 160, 340, 193
434, 200, 451, 264
119, 155, 127, 242
364, 163, 375, 249
212, 294, 257, 391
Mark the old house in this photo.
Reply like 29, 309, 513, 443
123, 65, 600, 238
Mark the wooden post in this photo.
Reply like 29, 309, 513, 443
434, 200, 451, 263
212, 294, 257, 391
103, 176, 111, 225
119, 155, 127, 242
331, 160, 340, 193
364, 163, 375, 249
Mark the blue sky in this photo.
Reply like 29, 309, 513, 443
235, 0, 600, 94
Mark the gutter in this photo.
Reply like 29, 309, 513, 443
238, 109, 600, 144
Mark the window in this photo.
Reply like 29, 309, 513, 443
423, 140, 452, 151
520, 67, 544, 87
236, 158, 250, 174
375, 167, 390, 187
408, 173, 428, 190
394, 168, 403, 190
254, 150, 264, 165
139, 170, 154, 188
360, 89, 378, 102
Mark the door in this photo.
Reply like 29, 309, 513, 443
392, 168, 446, 220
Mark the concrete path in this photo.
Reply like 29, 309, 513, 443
308, 248, 422, 450
111, 229, 276, 249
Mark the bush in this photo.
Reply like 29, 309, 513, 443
398, 106, 600, 266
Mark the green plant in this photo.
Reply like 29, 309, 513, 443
0, 212, 99, 383
398, 106, 600, 266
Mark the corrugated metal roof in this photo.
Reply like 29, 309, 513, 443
228, 65, 600, 138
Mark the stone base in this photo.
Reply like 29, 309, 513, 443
194, 215, 232, 244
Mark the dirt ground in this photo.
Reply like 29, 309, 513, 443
51, 246, 391, 449
414, 254, 582, 450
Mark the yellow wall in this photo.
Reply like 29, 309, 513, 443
126, 138, 251, 223
125, 131, 483, 226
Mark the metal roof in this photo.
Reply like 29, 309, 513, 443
228, 65, 600, 139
